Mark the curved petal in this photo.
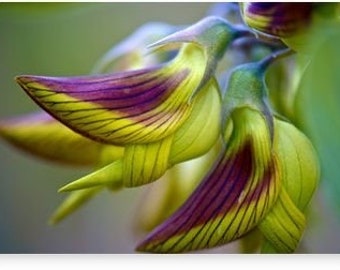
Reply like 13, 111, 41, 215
241, 3, 313, 38
58, 160, 123, 192
258, 187, 306, 253
0, 111, 123, 166
258, 118, 319, 253
170, 78, 221, 164
49, 186, 103, 225
58, 78, 221, 190
123, 136, 173, 187
16, 43, 206, 145
274, 119, 319, 211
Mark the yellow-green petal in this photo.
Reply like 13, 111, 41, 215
275, 119, 319, 211
170, 78, 221, 164
16, 43, 206, 145
49, 186, 103, 225
59, 160, 123, 192
0, 111, 123, 166
123, 136, 173, 187
258, 187, 306, 253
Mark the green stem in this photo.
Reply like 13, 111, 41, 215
258, 48, 295, 72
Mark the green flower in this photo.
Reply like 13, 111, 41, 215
136, 59, 319, 253
0, 11, 320, 254
0, 112, 123, 166
16, 17, 244, 146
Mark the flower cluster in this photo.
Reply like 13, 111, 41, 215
2, 3, 337, 253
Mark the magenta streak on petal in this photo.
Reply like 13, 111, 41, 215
136, 141, 256, 252
16, 68, 160, 104
16, 67, 192, 144
18, 68, 190, 117
247, 3, 312, 37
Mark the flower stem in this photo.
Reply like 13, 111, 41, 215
258, 48, 295, 72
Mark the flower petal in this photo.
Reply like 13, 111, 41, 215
258, 187, 306, 253
241, 3, 313, 38
123, 136, 173, 187
136, 109, 280, 253
16, 43, 206, 145
58, 160, 123, 192
256, 118, 319, 253
49, 186, 103, 225
170, 78, 221, 164
0, 111, 123, 166
134, 164, 196, 232
275, 119, 319, 211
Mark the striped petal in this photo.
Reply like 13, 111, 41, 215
123, 136, 173, 187
58, 77, 221, 189
16, 43, 206, 145
274, 119, 319, 211
136, 108, 280, 253
257, 118, 319, 253
241, 3, 313, 38
135, 149, 219, 233
0, 111, 123, 166
258, 187, 306, 253
170, 78, 221, 164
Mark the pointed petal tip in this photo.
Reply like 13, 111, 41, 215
147, 16, 234, 50
57, 185, 72, 193
47, 217, 58, 226
58, 180, 94, 192
57, 182, 86, 193
15, 75, 41, 96
134, 240, 159, 254
15, 75, 32, 87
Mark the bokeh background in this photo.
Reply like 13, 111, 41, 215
0, 2, 339, 253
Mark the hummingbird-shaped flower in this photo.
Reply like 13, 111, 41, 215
1, 16, 251, 224
136, 53, 319, 253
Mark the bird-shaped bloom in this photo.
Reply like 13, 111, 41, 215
136, 58, 319, 253
0, 21, 177, 223
0, 21, 178, 166
15, 16, 247, 147
240, 2, 340, 52
2, 16, 252, 224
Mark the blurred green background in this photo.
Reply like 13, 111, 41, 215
0, 2, 340, 253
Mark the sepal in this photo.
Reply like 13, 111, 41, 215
58, 160, 123, 192
49, 187, 103, 225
